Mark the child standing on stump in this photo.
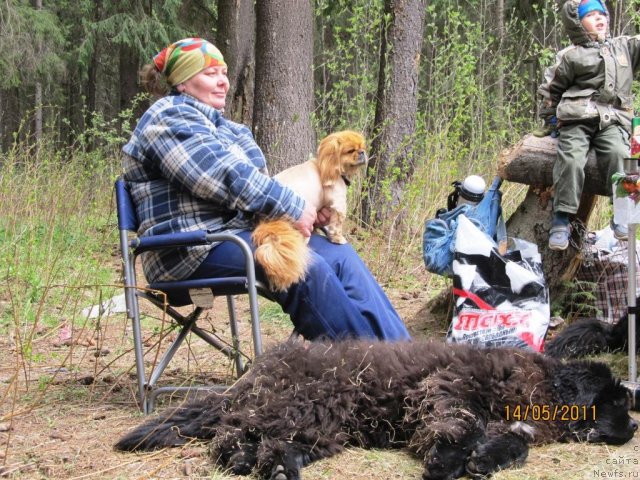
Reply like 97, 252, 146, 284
538, 0, 640, 250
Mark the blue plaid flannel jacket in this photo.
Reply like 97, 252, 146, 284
122, 93, 305, 283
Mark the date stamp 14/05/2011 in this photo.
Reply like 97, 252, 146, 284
504, 404, 596, 422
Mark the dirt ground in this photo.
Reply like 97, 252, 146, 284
1, 282, 639, 480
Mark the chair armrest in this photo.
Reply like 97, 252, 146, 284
132, 232, 259, 302
131, 231, 209, 253
131, 231, 256, 255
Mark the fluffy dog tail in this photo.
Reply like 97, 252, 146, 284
252, 219, 310, 292
545, 316, 630, 359
115, 399, 223, 451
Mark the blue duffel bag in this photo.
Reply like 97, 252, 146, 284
423, 176, 506, 276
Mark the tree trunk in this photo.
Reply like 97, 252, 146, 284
364, 0, 427, 224
216, 0, 255, 125
119, 42, 140, 115
85, 50, 98, 149
32, 0, 43, 147
34, 82, 42, 146
499, 134, 606, 295
0, 89, 4, 152
85, 0, 102, 136
253, 0, 315, 174
495, 0, 505, 115
505, 186, 588, 295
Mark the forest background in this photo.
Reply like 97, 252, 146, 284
3, 0, 640, 370
2, 0, 639, 294
1, 1, 640, 478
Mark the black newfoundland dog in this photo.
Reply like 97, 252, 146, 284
116, 339, 637, 480
546, 313, 638, 358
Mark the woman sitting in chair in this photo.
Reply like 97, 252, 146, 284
122, 37, 410, 341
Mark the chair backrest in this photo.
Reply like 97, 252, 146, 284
115, 179, 139, 233
115, 178, 140, 320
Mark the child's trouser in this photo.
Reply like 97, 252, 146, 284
188, 230, 412, 341
553, 121, 629, 214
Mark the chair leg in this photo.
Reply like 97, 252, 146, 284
129, 280, 264, 413
125, 288, 149, 413
145, 292, 245, 364
135, 301, 246, 413
146, 308, 202, 393
226, 295, 245, 376
246, 285, 263, 357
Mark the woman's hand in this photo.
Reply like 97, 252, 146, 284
293, 203, 317, 238
314, 207, 332, 227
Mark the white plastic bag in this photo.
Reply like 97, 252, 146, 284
447, 216, 550, 352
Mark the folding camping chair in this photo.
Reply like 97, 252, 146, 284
115, 178, 273, 413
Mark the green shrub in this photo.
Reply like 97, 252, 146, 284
0, 142, 121, 372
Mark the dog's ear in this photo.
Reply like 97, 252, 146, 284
316, 134, 342, 186
553, 360, 616, 406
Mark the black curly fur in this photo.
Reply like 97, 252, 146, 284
545, 314, 636, 359
115, 339, 637, 480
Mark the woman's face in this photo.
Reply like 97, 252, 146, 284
180, 66, 229, 110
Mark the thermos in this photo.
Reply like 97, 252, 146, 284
445, 175, 487, 212
457, 175, 486, 206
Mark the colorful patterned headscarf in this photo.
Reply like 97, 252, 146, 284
153, 38, 226, 87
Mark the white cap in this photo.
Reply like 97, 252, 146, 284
462, 175, 486, 195
458, 175, 486, 206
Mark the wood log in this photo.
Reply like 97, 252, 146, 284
499, 134, 609, 296
498, 134, 609, 196
505, 187, 587, 295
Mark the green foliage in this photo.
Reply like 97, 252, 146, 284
633, 80, 640, 112
551, 280, 601, 320
74, 0, 189, 81
419, 2, 556, 152
0, 0, 66, 88
341, 0, 579, 282
0, 141, 120, 342
70, 92, 150, 151
313, 0, 386, 135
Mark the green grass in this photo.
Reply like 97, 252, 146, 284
0, 145, 122, 414
0, 147, 119, 330
258, 300, 293, 330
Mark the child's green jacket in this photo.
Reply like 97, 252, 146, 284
538, 0, 640, 131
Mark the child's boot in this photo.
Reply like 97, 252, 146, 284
548, 211, 571, 251
610, 218, 629, 241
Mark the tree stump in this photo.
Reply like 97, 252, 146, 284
498, 134, 607, 296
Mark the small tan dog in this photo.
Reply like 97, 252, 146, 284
252, 130, 368, 291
